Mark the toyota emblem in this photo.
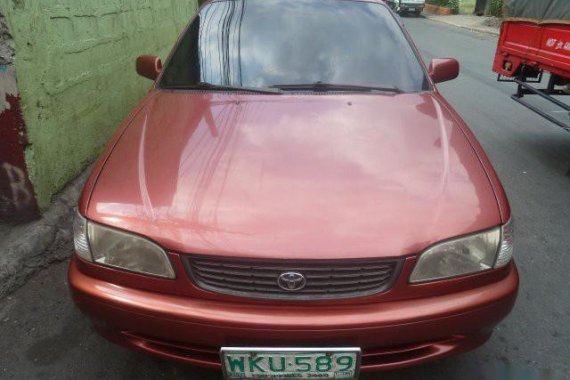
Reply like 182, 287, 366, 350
277, 272, 307, 291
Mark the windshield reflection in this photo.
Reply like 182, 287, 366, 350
160, 0, 428, 92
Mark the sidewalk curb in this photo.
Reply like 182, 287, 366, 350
423, 13, 500, 36
0, 168, 90, 299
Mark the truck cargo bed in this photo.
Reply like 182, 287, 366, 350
494, 20, 570, 79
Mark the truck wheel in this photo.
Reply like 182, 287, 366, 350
415, 11, 422, 17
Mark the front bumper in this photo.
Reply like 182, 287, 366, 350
69, 258, 518, 371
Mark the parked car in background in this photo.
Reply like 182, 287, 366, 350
387, 0, 426, 16
69, 0, 518, 379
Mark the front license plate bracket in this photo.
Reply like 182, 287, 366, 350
221, 347, 362, 380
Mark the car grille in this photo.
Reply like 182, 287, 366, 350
183, 256, 402, 300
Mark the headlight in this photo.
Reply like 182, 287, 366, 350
73, 212, 175, 279
410, 220, 514, 283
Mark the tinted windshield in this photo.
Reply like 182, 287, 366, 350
160, 0, 428, 92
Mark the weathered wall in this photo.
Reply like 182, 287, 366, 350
0, 0, 199, 210
0, 12, 39, 222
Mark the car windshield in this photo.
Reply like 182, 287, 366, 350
159, 0, 428, 93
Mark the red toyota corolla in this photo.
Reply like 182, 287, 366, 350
69, 0, 518, 378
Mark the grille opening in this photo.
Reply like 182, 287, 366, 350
362, 346, 436, 366
120, 332, 464, 370
183, 256, 402, 300
123, 332, 220, 367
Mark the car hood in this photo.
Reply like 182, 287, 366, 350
88, 91, 501, 259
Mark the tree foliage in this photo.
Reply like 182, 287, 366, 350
488, 0, 503, 16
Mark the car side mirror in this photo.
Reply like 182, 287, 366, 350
429, 58, 460, 84
136, 55, 162, 81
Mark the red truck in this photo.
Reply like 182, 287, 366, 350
494, 0, 570, 131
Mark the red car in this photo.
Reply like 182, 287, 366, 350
69, 0, 518, 378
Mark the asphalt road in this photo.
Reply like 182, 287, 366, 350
1, 16, 569, 380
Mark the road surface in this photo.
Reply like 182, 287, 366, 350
1, 16, 569, 380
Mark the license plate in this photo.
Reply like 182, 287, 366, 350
221, 348, 361, 379
408, 7, 416, 11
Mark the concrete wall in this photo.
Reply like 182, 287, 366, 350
1, 11, 39, 222
0, 0, 199, 211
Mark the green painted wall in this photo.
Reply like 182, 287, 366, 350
0, 0, 199, 209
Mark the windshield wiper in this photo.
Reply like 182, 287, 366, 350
270, 82, 402, 93
166, 82, 282, 95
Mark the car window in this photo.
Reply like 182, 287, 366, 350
160, 0, 428, 93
